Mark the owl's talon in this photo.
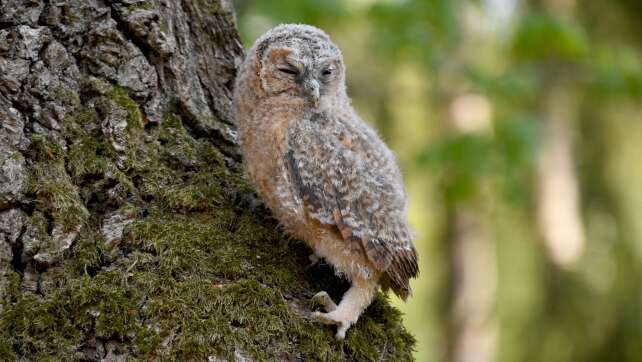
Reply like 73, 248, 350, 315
312, 310, 350, 340
311, 291, 337, 312
336, 324, 349, 340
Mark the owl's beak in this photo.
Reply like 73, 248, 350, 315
303, 79, 320, 107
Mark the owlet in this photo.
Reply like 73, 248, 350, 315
233, 24, 418, 339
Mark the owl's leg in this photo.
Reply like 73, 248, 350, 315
312, 277, 377, 339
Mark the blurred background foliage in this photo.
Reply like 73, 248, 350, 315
233, 0, 642, 361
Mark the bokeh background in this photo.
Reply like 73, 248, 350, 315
232, 0, 642, 361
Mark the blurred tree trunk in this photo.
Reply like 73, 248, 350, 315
436, 11, 498, 360
446, 205, 496, 362
534, 0, 586, 269
535, 85, 585, 268
438, 88, 497, 362
0, 1, 415, 360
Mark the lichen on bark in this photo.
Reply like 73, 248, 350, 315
0, 0, 415, 360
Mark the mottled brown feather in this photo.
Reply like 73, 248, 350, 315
285, 112, 418, 298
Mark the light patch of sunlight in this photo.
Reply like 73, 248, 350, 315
482, 0, 519, 34
450, 93, 493, 134
536, 90, 585, 269
460, 2, 509, 74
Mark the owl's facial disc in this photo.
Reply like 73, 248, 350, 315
262, 47, 342, 108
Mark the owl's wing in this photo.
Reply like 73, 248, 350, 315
285, 113, 418, 298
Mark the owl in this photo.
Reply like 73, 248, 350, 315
233, 24, 418, 339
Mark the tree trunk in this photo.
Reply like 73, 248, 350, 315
534, 0, 586, 269
535, 85, 585, 268
0, 1, 415, 360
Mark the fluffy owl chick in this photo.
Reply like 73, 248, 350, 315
233, 24, 418, 339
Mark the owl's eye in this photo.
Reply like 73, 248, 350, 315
278, 67, 298, 76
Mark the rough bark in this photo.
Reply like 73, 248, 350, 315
0, 1, 415, 360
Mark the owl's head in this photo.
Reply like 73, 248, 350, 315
249, 24, 346, 108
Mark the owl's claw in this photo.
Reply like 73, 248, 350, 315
312, 292, 351, 339
312, 310, 351, 340
311, 291, 337, 312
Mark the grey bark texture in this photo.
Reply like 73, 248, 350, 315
0, 0, 415, 360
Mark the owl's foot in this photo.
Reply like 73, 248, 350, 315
311, 278, 378, 339
312, 291, 352, 339
313, 310, 354, 339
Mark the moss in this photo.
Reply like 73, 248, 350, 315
28, 133, 65, 162
0, 336, 14, 360
20, 212, 49, 258
63, 109, 138, 201
67, 132, 111, 180
3, 272, 22, 299
51, 85, 81, 107
27, 163, 88, 228
63, 109, 107, 176
106, 86, 144, 132
1, 200, 414, 360
195, 0, 237, 25
159, 20, 169, 34
197, 0, 223, 15
126, 1, 154, 11
123, 207, 413, 360
66, 230, 105, 275
0, 274, 143, 360
26, 135, 89, 229
127, 208, 302, 288
62, 85, 145, 173
132, 113, 244, 212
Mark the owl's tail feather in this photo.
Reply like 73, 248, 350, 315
383, 245, 419, 301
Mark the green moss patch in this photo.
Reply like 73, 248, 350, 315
126, 1, 154, 12
106, 86, 144, 133
26, 135, 89, 229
